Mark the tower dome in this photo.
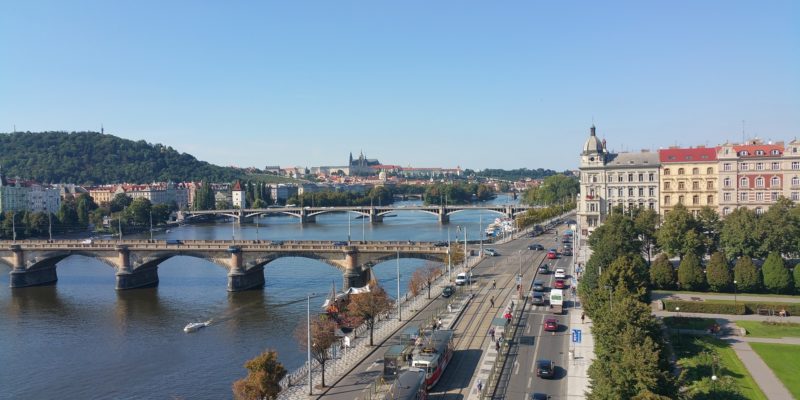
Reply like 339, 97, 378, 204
582, 125, 604, 155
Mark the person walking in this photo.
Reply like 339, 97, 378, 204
476, 378, 483, 393
495, 338, 500, 351
489, 327, 495, 341
492, 279, 496, 289
581, 312, 585, 324
490, 296, 495, 307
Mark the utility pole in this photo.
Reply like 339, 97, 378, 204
397, 251, 402, 321
118, 216, 122, 242
307, 293, 313, 395
149, 210, 153, 241
48, 212, 52, 241
12, 212, 16, 243
348, 212, 352, 244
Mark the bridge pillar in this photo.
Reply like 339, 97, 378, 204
342, 248, 367, 289
115, 246, 160, 290
8, 245, 59, 288
227, 246, 265, 291
369, 207, 383, 224
438, 207, 449, 224
299, 209, 316, 224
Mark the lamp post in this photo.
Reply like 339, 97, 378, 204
307, 293, 314, 395
733, 280, 738, 310
397, 250, 402, 321
479, 213, 483, 257
675, 306, 680, 319
518, 249, 522, 277
48, 212, 52, 241
347, 212, 352, 244
11, 212, 16, 243
447, 227, 452, 281
149, 210, 153, 241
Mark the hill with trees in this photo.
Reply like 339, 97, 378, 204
470, 168, 560, 181
0, 131, 245, 184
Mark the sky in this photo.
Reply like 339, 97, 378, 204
1, 1, 798, 171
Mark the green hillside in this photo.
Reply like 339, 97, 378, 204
0, 131, 246, 184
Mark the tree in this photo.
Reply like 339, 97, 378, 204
656, 203, 699, 259
720, 208, 761, 260
583, 209, 642, 291
794, 265, 800, 295
599, 254, 650, 301
409, 269, 424, 297
705, 252, 732, 292
677, 252, 706, 291
347, 282, 393, 346
634, 208, 660, 264
649, 254, 676, 290
762, 252, 793, 294
75, 193, 98, 227
126, 197, 152, 226
151, 203, 172, 225
758, 197, 798, 257
422, 263, 441, 299
232, 349, 286, 400
57, 198, 80, 230
294, 316, 338, 388
110, 193, 132, 213
696, 206, 722, 255
733, 256, 762, 293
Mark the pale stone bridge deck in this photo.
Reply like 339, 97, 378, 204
1, 240, 449, 291
180, 204, 534, 224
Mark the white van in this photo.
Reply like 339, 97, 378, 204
455, 272, 470, 286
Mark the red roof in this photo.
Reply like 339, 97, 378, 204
232, 181, 243, 191
659, 147, 718, 163
732, 144, 783, 158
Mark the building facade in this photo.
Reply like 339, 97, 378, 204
659, 147, 718, 215
231, 181, 246, 209
578, 126, 610, 239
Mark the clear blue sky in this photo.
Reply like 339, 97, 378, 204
1, 1, 798, 171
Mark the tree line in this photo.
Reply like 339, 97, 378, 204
520, 174, 580, 206
288, 186, 395, 208
422, 182, 495, 205
470, 167, 560, 181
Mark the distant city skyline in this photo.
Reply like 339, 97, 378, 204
1, 1, 798, 171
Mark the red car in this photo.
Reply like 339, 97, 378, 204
544, 318, 558, 332
546, 251, 557, 259
554, 279, 566, 289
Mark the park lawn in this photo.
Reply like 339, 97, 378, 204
663, 316, 717, 330
671, 335, 767, 400
654, 289, 800, 299
749, 343, 800, 399
737, 321, 800, 338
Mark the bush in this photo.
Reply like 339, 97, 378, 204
743, 303, 800, 316
663, 300, 746, 315
678, 253, 706, 291
734, 256, 762, 293
795, 265, 800, 295
762, 252, 793, 294
706, 252, 732, 292
650, 254, 676, 290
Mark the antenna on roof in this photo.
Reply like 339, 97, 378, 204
742, 120, 745, 143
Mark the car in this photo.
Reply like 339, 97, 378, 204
544, 318, 558, 332
433, 241, 448, 247
531, 292, 545, 305
455, 272, 471, 286
536, 359, 555, 378
270, 240, 284, 245
81, 238, 93, 244
484, 248, 499, 256
528, 244, 544, 251
546, 251, 558, 260
554, 268, 566, 279
165, 239, 183, 245
332, 241, 348, 246
537, 264, 549, 274
530, 393, 550, 400
554, 279, 566, 289
532, 280, 546, 292
441, 286, 455, 298
563, 242, 573, 249
562, 248, 573, 256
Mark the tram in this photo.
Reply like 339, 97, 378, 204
383, 369, 427, 400
411, 330, 454, 390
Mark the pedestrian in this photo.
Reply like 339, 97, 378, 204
581, 312, 585, 324
476, 378, 483, 393
495, 339, 500, 351
492, 279, 496, 289
490, 296, 495, 307
438, 318, 443, 329
447, 303, 452, 313
489, 327, 495, 341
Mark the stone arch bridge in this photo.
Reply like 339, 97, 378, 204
180, 204, 533, 224
1, 240, 449, 292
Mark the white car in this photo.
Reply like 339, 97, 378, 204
455, 272, 471, 286
484, 248, 499, 256
554, 268, 566, 279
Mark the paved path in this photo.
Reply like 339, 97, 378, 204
653, 291, 800, 304
566, 297, 593, 400
724, 338, 795, 400
653, 310, 800, 323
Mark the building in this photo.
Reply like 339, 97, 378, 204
231, 181, 246, 209
349, 151, 380, 175
0, 172, 61, 214
659, 146, 718, 215
270, 184, 299, 205
578, 125, 660, 240
27, 184, 61, 214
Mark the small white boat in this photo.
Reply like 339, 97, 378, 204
183, 320, 211, 333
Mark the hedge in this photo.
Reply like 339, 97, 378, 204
663, 300, 746, 315
744, 303, 800, 316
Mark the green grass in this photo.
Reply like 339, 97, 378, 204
749, 343, 800, 399
654, 289, 800, 299
663, 316, 717, 330
671, 334, 767, 400
736, 321, 800, 338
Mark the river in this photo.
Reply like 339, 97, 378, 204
0, 196, 519, 399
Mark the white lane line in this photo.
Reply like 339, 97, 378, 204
527, 376, 533, 390
514, 360, 520, 375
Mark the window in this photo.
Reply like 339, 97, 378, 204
756, 162, 764, 170
793, 162, 800, 170
772, 149, 781, 156
793, 176, 800, 187
664, 168, 671, 175
638, 173, 643, 182
740, 163, 749, 170
678, 182, 685, 190
678, 168, 685, 175
649, 202, 654, 210
741, 150, 750, 156
618, 175, 623, 182
648, 173, 654, 181
724, 192, 731, 202
724, 177, 731, 188
756, 150, 765, 156
706, 181, 713, 190
772, 192, 779, 201
590, 203, 596, 212
638, 188, 644, 196
592, 176, 597, 183
693, 181, 700, 190
692, 195, 699, 205
649, 187, 654, 196
793, 192, 800, 201
618, 188, 623, 197
756, 192, 764, 201
664, 182, 671, 190
608, 188, 613, 197
628, 188, 634, 196
771, 177, 780, 187
692, 168, 699, 175
678, 195, 684, 204
707, 167, 713, 174
740, 192, 748, 202
723, 163, 732, 171
772, 162, 780, 170
756, 207, 763, 215
665, 195, 671, 205
756, 177, 764, 187
628, 173, 633, 182
740, 177, 748, 187
723, 207, 731, 216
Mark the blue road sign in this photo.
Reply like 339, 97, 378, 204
572, 329, 582, 343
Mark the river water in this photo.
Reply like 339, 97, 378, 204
0, 196, 518, 399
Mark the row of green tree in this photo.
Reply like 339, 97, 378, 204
516, 201, 576, 230
470, 168, 559, 181
0, 131, 243, 184
422, 182, 495, 205
650, 252, 800, 294
288, 186, 394, 208
520, 174, 579, 206
0, 193, 100, 239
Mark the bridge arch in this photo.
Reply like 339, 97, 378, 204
375, 209, 440, 219
445, 208, 507, 218
306, 209, 369, 219
243, 211, 303, 219
245, 252, 348, 273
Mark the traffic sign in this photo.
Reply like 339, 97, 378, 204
572, 329, 582, 343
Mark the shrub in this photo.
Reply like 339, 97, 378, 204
705, 252, 732, 292
733, 256, 762, 293
762, 252, 793, 294
649, 254, 676, 290
743, 303, 800, 316
663, 300, 746, 315
678, 253, 706, 291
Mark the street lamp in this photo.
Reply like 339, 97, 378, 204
675, 306, 680, 319
397, 250, 402, 321
149, 210, 153, 241
733, 280, 738, 310
307, 293, 314, 395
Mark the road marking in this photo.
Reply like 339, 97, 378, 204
527, 376, 532, 390
514, 360, 520, 375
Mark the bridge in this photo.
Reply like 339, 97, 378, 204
1, 240, 449, 292
179, 204, 534, 224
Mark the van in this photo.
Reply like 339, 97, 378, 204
455, 272, 470, 286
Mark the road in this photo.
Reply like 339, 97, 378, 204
495, 232, 575, 400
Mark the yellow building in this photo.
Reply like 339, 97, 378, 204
659, 146, 719, 215
87, 186, 116, 205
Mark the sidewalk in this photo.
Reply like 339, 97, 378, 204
653, 310, 800, 323
725, 338, 794, 400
